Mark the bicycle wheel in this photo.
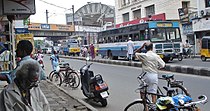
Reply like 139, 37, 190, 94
124, 100, 155, 111
51, 72, 62, 86
67, 71, 80, 88
49, 70, 55, 81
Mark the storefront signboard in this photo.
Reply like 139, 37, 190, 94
3, 0, 35, 15
115, 13, 166, 28
192, 18, 210, 32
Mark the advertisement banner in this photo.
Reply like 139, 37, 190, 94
28, 23, 41, 30
28, 23, 74, 31
50, 24, 74, 31
115, 13, 166, 28
3, 0, 35, 14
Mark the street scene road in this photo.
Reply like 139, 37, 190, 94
1, 1, 210, 111
44, 55, 210, 111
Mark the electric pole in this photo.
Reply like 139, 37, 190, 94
72, 5, 75, 32
46, 9, 49, 24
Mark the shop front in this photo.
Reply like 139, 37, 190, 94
192, 17, 210, 54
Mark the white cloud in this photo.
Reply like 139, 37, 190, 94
30, 0, 115, 24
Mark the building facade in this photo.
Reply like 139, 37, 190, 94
115, 0, 197, 24
192, 0, 210, 53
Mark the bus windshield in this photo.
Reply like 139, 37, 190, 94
150, 28, 181, 42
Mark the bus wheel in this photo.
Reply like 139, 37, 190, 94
201, 56, 206, 61
113, 56, 118, 60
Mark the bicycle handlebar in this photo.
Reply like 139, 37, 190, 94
183, 95, 208, 107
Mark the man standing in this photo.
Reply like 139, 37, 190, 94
0, 40, 46, 83
135, 42, 165, 103
127, 37, 134, 61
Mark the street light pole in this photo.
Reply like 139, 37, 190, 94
46, 9, 49, 24
72, 5, 75, 33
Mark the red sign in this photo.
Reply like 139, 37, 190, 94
115, 13, 166, 28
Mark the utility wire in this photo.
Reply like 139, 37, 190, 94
39, 0, 72, 11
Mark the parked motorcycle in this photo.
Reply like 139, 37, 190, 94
79, 57, 109, 107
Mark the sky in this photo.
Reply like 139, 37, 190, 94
30, 0, 115, 24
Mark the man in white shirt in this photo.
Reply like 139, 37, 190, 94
135, 42, 165, 103
127, 37, 134, 61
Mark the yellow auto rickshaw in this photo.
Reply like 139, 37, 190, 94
200, 36, 210, 61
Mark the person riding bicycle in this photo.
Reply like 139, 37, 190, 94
135, 42, 165, 103
182, 40, 192, 58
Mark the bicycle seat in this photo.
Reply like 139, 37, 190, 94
162, 74, 174, 79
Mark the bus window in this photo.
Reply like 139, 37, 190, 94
140, 30, 145, 40
122, 35, 128, 42
119, 36, 122, 42
134, 33, 139, 41
115, 36, 119, 42
166, 28, 180, 41
150, 28, 166, 42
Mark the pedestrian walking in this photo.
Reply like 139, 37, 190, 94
127, 37, 134, 61
50, 51, 60, 72
90, 44, 95, 59
0, 59, 50, 111
135, 42, 165, 104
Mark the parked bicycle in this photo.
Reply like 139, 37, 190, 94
124, 74, 207, 111
49, 62, 80, 89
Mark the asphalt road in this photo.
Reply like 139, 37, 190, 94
43, 55, 210, 111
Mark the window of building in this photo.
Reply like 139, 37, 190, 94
122, 0, 130, 6
145, 5, 155, 17
123, 12, 129, 22
133, 9, 141, 19
205, 0, 210, 7
182, 1, 190, 8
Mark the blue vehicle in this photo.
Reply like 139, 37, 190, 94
98, 21, 183, 62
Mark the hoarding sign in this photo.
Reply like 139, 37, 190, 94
15, 28, 29, 34
3, 0, 35, 15
192, 18, 210, 32
41, 24, 50, 29
115, 13, 166, 28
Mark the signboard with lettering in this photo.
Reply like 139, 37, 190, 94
41, 24, 50, 29
157, 23, 173, 27
3, 0, 35, 15
182, 24, 193, 35
28, 23, 74, 31
192, 18, 210, 32
115, 13, 166, 28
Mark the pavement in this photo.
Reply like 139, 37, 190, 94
0, 80, 97, 111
